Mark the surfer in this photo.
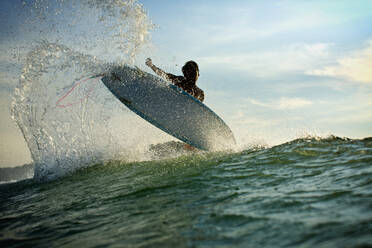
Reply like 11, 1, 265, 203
145, 58, 205, 102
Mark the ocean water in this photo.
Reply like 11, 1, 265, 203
1, 137, 372, 247
1, 0, 372, 247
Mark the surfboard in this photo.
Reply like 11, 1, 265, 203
101, 65, 236, 151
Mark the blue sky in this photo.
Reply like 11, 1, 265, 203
0, 0, 371, 166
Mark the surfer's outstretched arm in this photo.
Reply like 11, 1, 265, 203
146, 58, 177, 83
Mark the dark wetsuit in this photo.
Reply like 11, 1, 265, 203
147, 63, 205, 102
166, 73, 205, 102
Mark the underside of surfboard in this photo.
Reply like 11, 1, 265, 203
101, 66, 236, 151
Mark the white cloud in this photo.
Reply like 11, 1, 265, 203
307, 40, 372, 83
230, 110, 275, 126
192, 2, 339, 46
199, 43, 332, 77
245, 97, 312, 110
246, 98, 271, 108
277, 97, 312, 110
317, 110, 372, 124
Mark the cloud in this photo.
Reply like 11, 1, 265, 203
199, 43, 332, 77
246, 97, 312, 110
276, 97, 312, 110
307, 41, 372, 83
317, 110, 372, 124
188, 1, 343, 46
246, 98, 271, 108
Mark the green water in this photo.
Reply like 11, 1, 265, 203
1, 137, 372, 247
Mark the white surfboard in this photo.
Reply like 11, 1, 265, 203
101, 65, 236, 151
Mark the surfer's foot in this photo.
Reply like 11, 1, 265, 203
184, 144, 196, 151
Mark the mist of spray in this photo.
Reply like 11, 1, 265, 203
10, 0, 172, 180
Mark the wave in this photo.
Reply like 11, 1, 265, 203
2, 133, 370, 183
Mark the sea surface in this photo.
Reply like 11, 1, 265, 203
1, 137, 372, 248
1, 1, 372, 247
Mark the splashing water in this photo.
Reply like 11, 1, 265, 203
10, 1, 167, 180
12, 42, 175, 181
55, 72, 110, 108
17, 0, 154, 64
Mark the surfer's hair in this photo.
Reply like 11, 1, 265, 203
182, 61, 199, 82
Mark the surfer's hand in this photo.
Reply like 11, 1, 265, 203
145, 58, 153, 67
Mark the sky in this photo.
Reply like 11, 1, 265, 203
139, 0, 372, 142
0, 0, 372, 167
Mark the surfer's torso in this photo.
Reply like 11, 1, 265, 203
145, 58, 204, 102
166, 74, 205, 102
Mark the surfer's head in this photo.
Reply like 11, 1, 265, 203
182, 61, 199, 83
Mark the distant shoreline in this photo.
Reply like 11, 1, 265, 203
0, 163, 34, 183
